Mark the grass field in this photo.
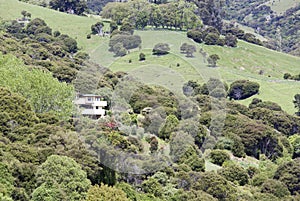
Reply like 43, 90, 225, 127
0, 0, 108, 51
1, 0, 300, 113
267, 0, 299, 14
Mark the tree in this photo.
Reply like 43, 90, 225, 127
139, 52, 146, 61
180, 43, 196, 57
159, 115, 179, 140
204, 33, 220, 45
207, 54, 220, 67
152, 43, 170, 55
31, 155, 91, 201
261, 179, 290, 198
0, 54, 74, 119
228, 80, 260, 100
293, 94, 300, 116
49, 0, 87, 15
187, 29, 203, 43
209, 149, 230, 166
109, 21, 118, 33
225, 33, 238, 47
218, 164, 249, 186
274, 158, 300, 195
0, 163, 14, 198
120, 22, 135, 34
86, 184, 129, 201
91, 21, 104, 35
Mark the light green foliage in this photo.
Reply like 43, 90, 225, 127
197, 171, 237, 201
142, 177, 163, 197
218, 164, 249, 186
274, 158, 300, 195
158, 115, 179, 140
261, 179, 290, 198
0, 87, 38, 135
0, 163, 14, 198
86, 184, 129, 201
32, 155, 91, 201
288, 134, 300, 158
0, 54, 74, 119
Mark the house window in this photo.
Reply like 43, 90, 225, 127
95, 97, 101, 101
96, 106, 99, 109
87, 97, 92, 101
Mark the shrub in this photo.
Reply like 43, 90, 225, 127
210, 149, 230, 166
204, 33, 219, 45
139, 52, 146, 61
228, 80, 260, 100
218, 164, 249, 186
187, 29, 202, 43
152, 43, 170, 55
261, 179, 290, 198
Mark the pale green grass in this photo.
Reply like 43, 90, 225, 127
0, 0, 108, 51
267, 0, 299, 14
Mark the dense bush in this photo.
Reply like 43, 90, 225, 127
210, 149, 230, 166
152, 43, 170, 55
218, 164, 249, 186
228, 80, 260, 100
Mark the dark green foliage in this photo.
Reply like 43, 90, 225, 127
25, 18, 47, 35
1, 18, 82, 83
109, 21, 118, 33
31, 155, 91, 200
150, 136, 158, 153
152, 43, 170, 55
196, 171, 237, 201
249, 98, 282, 111
0, 87, 38, 134
49, 0, 87, 15
210, 149, 230, 166
225, 33, 238, 47
294, 94, 300, 116
207, 54, 220, 67
180, 43, 196, 57
139, 52, 146, 61
187, 30, 202, 43
204, 33, 219, 45
91, 21, 104, 35
129, 84, 179, 116
158, 115, 179, 140
218, 164, 249, 186
142, 177, 163, 197
120, 22, 134, 35
0, 163, 14, 198
228, 80, 260, 100
274, 158, 300, 195
261, 179, 290, 198
243, 33, 263, 46
289, 134, 300, 158
109, 34, 142, 55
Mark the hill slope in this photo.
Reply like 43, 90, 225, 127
1, 0, 300, 114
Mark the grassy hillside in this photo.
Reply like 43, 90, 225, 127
1, 0, 300, 114
98, 30, 300, 113
267, 0, 299, 14
0, 0, 108, 52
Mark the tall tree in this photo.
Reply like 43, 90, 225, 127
49, 0, 87, 15
293, 94, 300, 116
31, 155, 91, 201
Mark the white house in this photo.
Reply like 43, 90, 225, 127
74, 94, 108, 118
